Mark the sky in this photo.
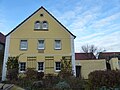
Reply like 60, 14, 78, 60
0, 0, 120, 52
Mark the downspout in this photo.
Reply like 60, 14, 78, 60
2, 35, 10, 81
71, 35, 76, 76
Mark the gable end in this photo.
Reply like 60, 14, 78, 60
6, 6, 76, 39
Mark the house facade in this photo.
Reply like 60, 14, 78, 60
2, 6, 76, 81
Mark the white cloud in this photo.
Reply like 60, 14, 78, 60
92, 12, 120, 29
58, 4, 120, 52
78, 32, 104, 41
75, 31, 120, 52
53, 4, 120, 52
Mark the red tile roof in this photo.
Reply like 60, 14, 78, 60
98, 52, 120, 59
75, 53, 96, 60
0, 32, 5, 44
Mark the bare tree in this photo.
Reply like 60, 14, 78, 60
81, 44, 97, 53
89, 45, 97, 53
81, 44, 106, 59
81, 44, 89, 53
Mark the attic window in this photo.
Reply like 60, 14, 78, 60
42, 21, 48, 29
40, 14, 44, 17
34, 21, 40, 29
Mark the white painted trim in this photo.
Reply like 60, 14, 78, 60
19, 62, 26, 73
54, 39, 62, 50
37, 62, 44, 72
70, 35, 76, 76
54, 62, 61, 72
2, 35, 10, 81
37, 39, 45, 50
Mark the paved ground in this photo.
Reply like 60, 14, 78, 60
11, 85, 25, 90
0, 83, 14, 90
0, 83, 25, 90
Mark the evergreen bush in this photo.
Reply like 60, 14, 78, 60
88, 70, 120, 89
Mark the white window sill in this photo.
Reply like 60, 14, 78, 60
55, 48, 61, 50
20, 48, 27, 50
19, 71, 26, 73
34, 28, 41, 29
38, 70, 44, 72
38, 48, 45, 50
55, 70, 61, 72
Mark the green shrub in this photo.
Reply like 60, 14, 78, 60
26, 69, 38, 80
37, 72, 44, 80
66, 76, 85, 90
88, 70, 120, 88
44, 74, 60, 88
58, 57, 73, 79
6, 56, 20, 81
55, 81, 70, 89
16, 77, 33, 89
7, 68, 18, 81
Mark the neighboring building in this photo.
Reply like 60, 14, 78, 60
75, 53, 106, 79
75, 53, 96, 60
75, 52, 120, 79
2, 6, 76, 81
98, 52, 120, 70
0, 32, 5, 52
0, 32, 5, 79
98, 52, 120, 59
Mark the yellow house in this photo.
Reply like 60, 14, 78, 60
2, 6, 76, 81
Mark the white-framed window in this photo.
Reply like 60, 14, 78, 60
42, 21, 48, 29
20, 40, 28, 50
19, 62, 26, 72
55, 62, 61, 72
55, 40, 61, 50
38, 62, 44, 72
34, 21, 40, 29
38, 40, 45, 50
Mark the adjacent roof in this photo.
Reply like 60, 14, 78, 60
75, 53, 96, 60
98, 52, 120, 59
0, 32, 5, 44
6, 6, 76, 38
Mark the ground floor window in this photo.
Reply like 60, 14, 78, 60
38, 62, 44, 72
55, 62, 61, 71
19, 62, 26, 72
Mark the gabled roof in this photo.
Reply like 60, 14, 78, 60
0, 32, 5, 44
6, 6, 76, 38
98, 52, 120, 59
75, 53, 96, 60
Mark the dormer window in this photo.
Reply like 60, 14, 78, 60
42, 21, 48, 29
34, 21, 40, 29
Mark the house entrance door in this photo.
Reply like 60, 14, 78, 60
76, 66, 81, 77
